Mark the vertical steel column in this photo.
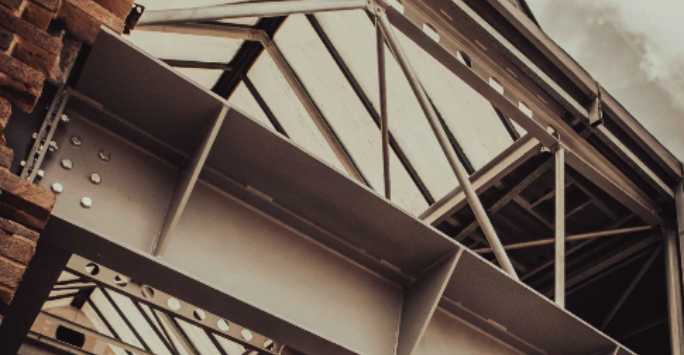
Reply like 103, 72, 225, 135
375, 8, 518, 279
376, 17, 390, 199
665, 227, 684, 355
555, 146, 566, 307
0, 239, 71, 354
677, 182, 684, 288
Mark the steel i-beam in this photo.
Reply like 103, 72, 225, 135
374, 8, 518, 280
138, 0, 369, 26
555, 146, 565, 307
665, 227, 684, 355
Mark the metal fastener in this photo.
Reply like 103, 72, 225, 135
19, 160, 26, 167
89, 173, 102, 185
36, 170, 45, 179
60, 114, 70, 123
48, 141, 59, 152
70, 135, 82, 146
51, 182, 63, 193
98, 150, 111, 162
61, 159, 73, 170
80, 197, 92, 208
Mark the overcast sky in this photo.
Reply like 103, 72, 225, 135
526, 0, 684, 161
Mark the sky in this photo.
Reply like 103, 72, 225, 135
526, 0, 684, 161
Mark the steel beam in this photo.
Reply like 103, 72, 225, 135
260, 36, 369, 184
421, 135, 541, 225
152, 106, 228, 256
0, 239, 71, 354
554, 146, 566, 307
677, 182, 684, 291
162, 59, 232, 70
396, 251, 462, 355
37, 311, 155, 355
307, 14, 434, 204
665, 227, 684, 355
137, 22, 264, 41
382, 2, 660, 224
475, 225, 653, 253
377, 19, 390, 199
376, 9, 518, 279
139, 0, 368, 26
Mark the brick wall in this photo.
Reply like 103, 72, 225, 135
0, 0, 134, 307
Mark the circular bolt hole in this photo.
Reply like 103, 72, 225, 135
70, 135, 82, 146
141, 285, 155, 299
51, 182, 63, 194
89, 173, 102, 185
98, 150, 111, 162
240, 329, 253, 342
85, 263, 99, 276
113, 275, 128, 287
167, 297, 181, 311
80, 197, 92, 208
60, 159, 73, 170
217, 319, 230, 332
192, 309, 206, 321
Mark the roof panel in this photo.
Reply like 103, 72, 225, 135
247, 52, 346, 172
314, 10, 458, 201
275, 15, 428, 214
394, 26, 515, 169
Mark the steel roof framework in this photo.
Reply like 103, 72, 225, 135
0, 1, 682, 354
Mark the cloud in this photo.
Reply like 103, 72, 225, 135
527, 0, 684, 159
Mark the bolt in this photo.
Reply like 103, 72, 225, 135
36, 169, 45, 178
48, 141, 59, 152
60, 159, 73, 170
19, 160, 26, 167
89, 173, 101, 185
70, 135, 82, 146
80, 197, 92, 208
31, 132, 38, 140
98, 150, 111, 162
60, 113, 70, 123
51, 182, 63, 193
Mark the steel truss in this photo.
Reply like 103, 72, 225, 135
0, 1, 682, 354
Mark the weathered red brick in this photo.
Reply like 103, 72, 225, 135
0, 217, 38, 241
31, 0, 60, 12
13, 40, 61, 80
0, 167, 55, 212
0, 145, 14, 169
94, 0, 132, 19
0, 51, 44, 112
60, 0, 124, 44
0, 96, 10, 122
0, 200, 47, 230
0, 28, 15, 53
0, 5, 62, 54
0, 231, 36, 264
0, 254, 25, 288
22, 1, 56, 30
0, 282, 14, 305
0, 0, 24, 12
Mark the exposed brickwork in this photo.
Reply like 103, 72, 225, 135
59, 0, 125, 44
0, 231, 36, 264
0, 0, 133, 307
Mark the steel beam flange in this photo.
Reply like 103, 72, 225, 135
66, 255, 281, 354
